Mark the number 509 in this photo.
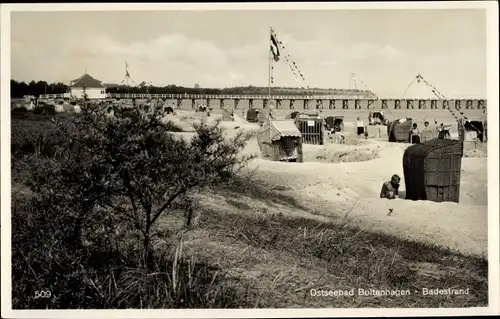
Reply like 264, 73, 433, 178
34, 290, 51, 299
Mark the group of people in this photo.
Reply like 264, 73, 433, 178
408, 120, 451, 144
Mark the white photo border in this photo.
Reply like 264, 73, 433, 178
1, 2, 499, 318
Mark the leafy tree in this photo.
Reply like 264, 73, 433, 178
22, 100, 253, 269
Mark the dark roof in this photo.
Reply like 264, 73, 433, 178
70, 73, 106, 88
268, 121, 302, 141
404, 139, 463, 158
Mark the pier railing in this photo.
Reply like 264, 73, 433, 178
36, 93, 487, 110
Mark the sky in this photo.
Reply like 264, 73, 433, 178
10, 9, 487, 98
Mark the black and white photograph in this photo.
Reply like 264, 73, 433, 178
1, 2, 499, 318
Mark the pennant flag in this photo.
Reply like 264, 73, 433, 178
270, 32, 280, 62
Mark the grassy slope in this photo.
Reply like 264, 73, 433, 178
154, 177, 488, 308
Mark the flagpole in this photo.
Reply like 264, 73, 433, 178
125, 61, 130, 97
268, 27, 272, 97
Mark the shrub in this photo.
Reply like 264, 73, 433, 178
33, 104, 56, 115
11, 106, 31, 119
12, 100, 254, 308
11, 106, 29, 113
11, 116, 67, 159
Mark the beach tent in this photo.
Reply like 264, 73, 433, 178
165, 106, 175, 114
295, 113, 325, 145
257, 120, 303, 162
368, 111, 386, 125
403, 139, 463, 203
246, 108, 260, 123
196, 104, 207, 112
387, 118, 413, 142
459, 118, 485, 142
324, 116, 344, 133
285, 111, 301, 120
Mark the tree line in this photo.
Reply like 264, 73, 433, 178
11, 80, 69, 98
11, 79, 373, 98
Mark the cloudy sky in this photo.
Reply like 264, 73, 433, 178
10, 9, 487, 98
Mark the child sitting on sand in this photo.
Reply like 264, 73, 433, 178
380, 174, 401, 200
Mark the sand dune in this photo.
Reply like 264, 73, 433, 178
243, 139, 487, 257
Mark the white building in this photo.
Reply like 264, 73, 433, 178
69, 73, 107, 99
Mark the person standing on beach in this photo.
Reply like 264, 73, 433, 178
356, 117, 366, 139
420, 121, 433, 142
436, 122, 451, 140
409, 123, 421, 144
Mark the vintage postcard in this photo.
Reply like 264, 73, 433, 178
1, 2, 499, 318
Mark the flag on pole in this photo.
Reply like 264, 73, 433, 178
125, 61, 130, 78
270, 32, 280, 62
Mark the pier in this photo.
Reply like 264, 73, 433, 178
38, 93, 487, 110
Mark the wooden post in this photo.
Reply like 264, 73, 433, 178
297, 140, 303, 163
381, 99, 387, 109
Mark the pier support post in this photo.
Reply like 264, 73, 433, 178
478, 99, 485, 109
367, 99, 375, 109
443, 100, 449, 109
263, 99, 269, 109
406, 100, 414, 109
176, 99, 182, 109
354, 99, 360, 109
466, 100, 472, 109
418, 100, 426, 109
207, 99, 211, 109
329, 100, 335, 109
381, 99, 388, 109
276, 99, 282, 109
342, 99, 348, 109
220, 99, 225, 109
290, 99, 295, 109
191, 99, 196, 109
455, 100, 461, 110
316, 99, 323, 109
431, 100, 437, 109
249, 99, 254, 109
304, 99, 309, 109
234, 99, 240, 109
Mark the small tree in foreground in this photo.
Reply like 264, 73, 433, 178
24, 100, 253, 269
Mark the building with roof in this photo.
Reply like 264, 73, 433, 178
69, 73, 107, 99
